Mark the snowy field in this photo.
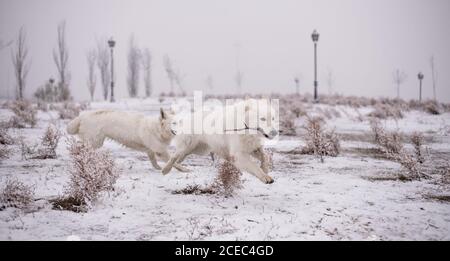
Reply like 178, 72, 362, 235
0, 98, 449, 240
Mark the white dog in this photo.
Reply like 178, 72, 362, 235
66, 109, 189, 172
162, 99, 278, 184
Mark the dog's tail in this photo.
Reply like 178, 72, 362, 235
66, 116, 81, 135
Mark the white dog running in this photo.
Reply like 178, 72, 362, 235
66, 109, 189, 172
162, 99, 279, 184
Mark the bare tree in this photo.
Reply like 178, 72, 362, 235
86, 49, 96, 101
326, 68, 335, 95
127, 35, 140, 97
96, 41, 110, 101
163, 54, 176, 95
294, 75, 301, 95
234, 43, 243, 94
392, 69, 407, 99
53, 21, 70, 101
173, 68, 186, 95
235, 71, 244, 94
141, 48, 152, 97
430, 56, 437, 101
11, 27, 30, 100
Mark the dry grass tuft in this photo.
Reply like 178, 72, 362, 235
0, 178, 35, 210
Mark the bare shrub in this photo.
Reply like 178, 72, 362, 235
279, 111, 297, 136
369, 119, 424, 179
57, 102, 87, 120
0, 127, 14, 145
368, 103, 403, 119
410, 132, 425, 164
171, 185, 216, 195
20, 139, 37, 160
441, 165, 450, 185
30, 125, 61, 159
370, 119, 402, 155
0, 144, 10, 160
52, 138, 119, 211
423, 100, 440, 115
301, 116, 340, 162
172, 158, 242, 196
216, 158, 242, 194
0, 127, 13, 160
8, 100, 37, 128
36, 101, 49, 111
0, 178, 35, 210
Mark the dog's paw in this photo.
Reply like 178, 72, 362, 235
161, 167, 171, 175
261, 175, 274, 184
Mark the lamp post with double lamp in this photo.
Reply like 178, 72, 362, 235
108, 37, 116, 102
311, 30, 319, 102
418, 72, 424, 102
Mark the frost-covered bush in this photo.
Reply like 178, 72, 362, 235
20, 125, 61, 160
301, 116, 340, 162
33, 125, 61, 159
0, 127, 13, 160
0, 145, 10, 160
370, 119, 425, 180
8, 100, 37, 128
368, 103, 403, 119
216, 158, 242, 195
0, 127, 14, 145
410, 132, 425, 164
370, 119, 403, 155
279, 111, 297, 136
52, 139, 119, 212
0, 178, 35, 210
423, 100, 441, 115
57, 102, 86, 120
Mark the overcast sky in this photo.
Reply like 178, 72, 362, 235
1, 0, 449, 101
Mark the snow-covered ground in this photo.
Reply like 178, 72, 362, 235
1, 98, 449, 240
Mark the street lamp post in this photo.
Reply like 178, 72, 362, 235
108, 37, 116, 103
294, 77, 300, 95
311, 30, 319, 102
418, 72, 424, 102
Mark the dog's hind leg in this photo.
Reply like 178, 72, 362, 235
147, 151, 162, 170
251, 148, 269, 174
233, 152, 274, 184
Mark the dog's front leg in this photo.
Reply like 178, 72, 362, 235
159, 151, 190, 174
233, 152, 274, 184
252, 148, 270, 174
147, 151, 162, 170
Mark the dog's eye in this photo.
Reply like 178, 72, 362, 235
260, 117, 266, 121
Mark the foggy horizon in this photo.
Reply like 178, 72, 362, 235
1, 0, 449, 102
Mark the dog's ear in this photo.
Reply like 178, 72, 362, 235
160, 108, 166, 120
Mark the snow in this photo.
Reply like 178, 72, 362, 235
1, 99, 449, 240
